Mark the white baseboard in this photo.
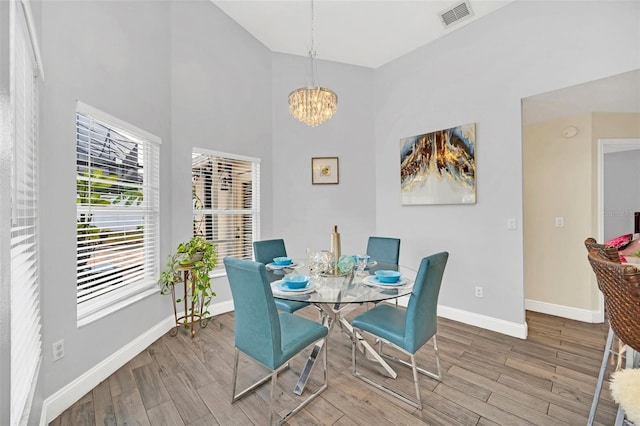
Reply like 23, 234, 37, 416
40, 316, 173, 425
437, 305, 529, 339
525, 299, 603, 323
209, 299, 234, 316
40, 299, 235, 425
382, 298, 527, 339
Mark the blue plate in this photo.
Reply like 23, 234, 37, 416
276, 280, 316, 292
266, 262, 298, 270
366, 276, 407, 286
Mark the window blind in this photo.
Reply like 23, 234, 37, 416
10, 4, 41, 425
76, 104, 160, 321
192, 150, 260, 270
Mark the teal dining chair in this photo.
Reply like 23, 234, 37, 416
253, 239, 310, 314
366, 236, 401, 265
351, 251, 449, 409
223, 257, 328, 425
366, 236, 401, 307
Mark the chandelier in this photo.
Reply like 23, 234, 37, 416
288, 0, 338, 127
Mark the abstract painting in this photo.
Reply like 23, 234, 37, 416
400, 123, 476, 205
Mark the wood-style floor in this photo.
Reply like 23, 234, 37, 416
50, 308, 619, 426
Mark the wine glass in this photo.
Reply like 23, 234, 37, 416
356, 254, 370, 275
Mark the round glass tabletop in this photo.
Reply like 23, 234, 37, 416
267, 260, 416, 305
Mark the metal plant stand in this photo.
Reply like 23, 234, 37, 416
169, 265, 208, 337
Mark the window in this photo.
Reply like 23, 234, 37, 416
6, 2, 42, 425
76, 102, 160, 324
192, 149, 260, 271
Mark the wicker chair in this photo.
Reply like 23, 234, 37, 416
586, 247, 640, 425
588, 252, 640, 354
584, 237, 621, 263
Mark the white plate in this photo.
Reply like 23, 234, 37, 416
362, 275, 407, 287
266, 261, 303, 270
271, 280, 316, 294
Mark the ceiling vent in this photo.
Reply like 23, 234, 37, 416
439, 1, 474, 28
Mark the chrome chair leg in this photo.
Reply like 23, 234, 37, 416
232, 348, 280, 403
433, 335, 442, 380
231, 343, 325, 426
378, 334, 442, 381
269, 371, 277, 426
279, 338, 328, 425
352, 327, 438, 409
409, 353, 422, 410
231, 348, 239, 403
588, 327, 615, 426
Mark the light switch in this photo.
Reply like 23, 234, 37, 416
555, 217, 564, 228
507, 218, 517, 230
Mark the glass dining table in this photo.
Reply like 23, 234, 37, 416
266, 260, 417, 395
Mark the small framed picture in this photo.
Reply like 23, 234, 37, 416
311, 157, 339, 185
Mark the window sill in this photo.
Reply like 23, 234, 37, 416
211, 270, 227, 279
77, 287, 158, 328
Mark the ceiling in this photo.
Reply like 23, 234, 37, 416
212, 0, 514, 69
212, 1, 639, 121
522, 69, 640, 125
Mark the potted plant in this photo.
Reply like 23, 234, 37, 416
158, 236, 217, 334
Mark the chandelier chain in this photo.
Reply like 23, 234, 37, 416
288, 0, 338, 127
309, 0, 317, 86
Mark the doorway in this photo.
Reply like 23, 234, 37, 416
522, 69, 640, 324
596, 138, 640, 322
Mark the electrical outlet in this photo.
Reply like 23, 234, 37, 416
52, 339, 64, 361
475, 286, 483, 298
555, 217, 564, 228
507, 218, 517, 230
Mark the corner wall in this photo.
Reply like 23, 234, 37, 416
524, 112, 640, 320
39, 0, 173, 403
271, 53, 376, 256
373, 0, 640, 333
523, 114, 594, 317
170, 0, 273, 305
38, 0, 273, 423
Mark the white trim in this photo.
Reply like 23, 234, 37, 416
18, 0, 43, 80
438, 305, 528, 339
75, 101, 161, 145
208, 298, 235, 316
40, 316, 173, 425
601, 138, 640, 154
390, 297, 528, 338
193, 147, 260, 164
525, 299, 603, 323
40, 298, 235, 424
77, 287, 157, 328
597, 139, 605, 324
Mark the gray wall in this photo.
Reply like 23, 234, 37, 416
39, 0, 173, 398
373, 0, 640, 325
604, 149, 640, 240
170, 1, 273, 304
271, 53, 376, 256
37, 0, 273, 413
27, 0, 640, 422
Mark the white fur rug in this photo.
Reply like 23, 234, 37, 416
611, 368, 640, 424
